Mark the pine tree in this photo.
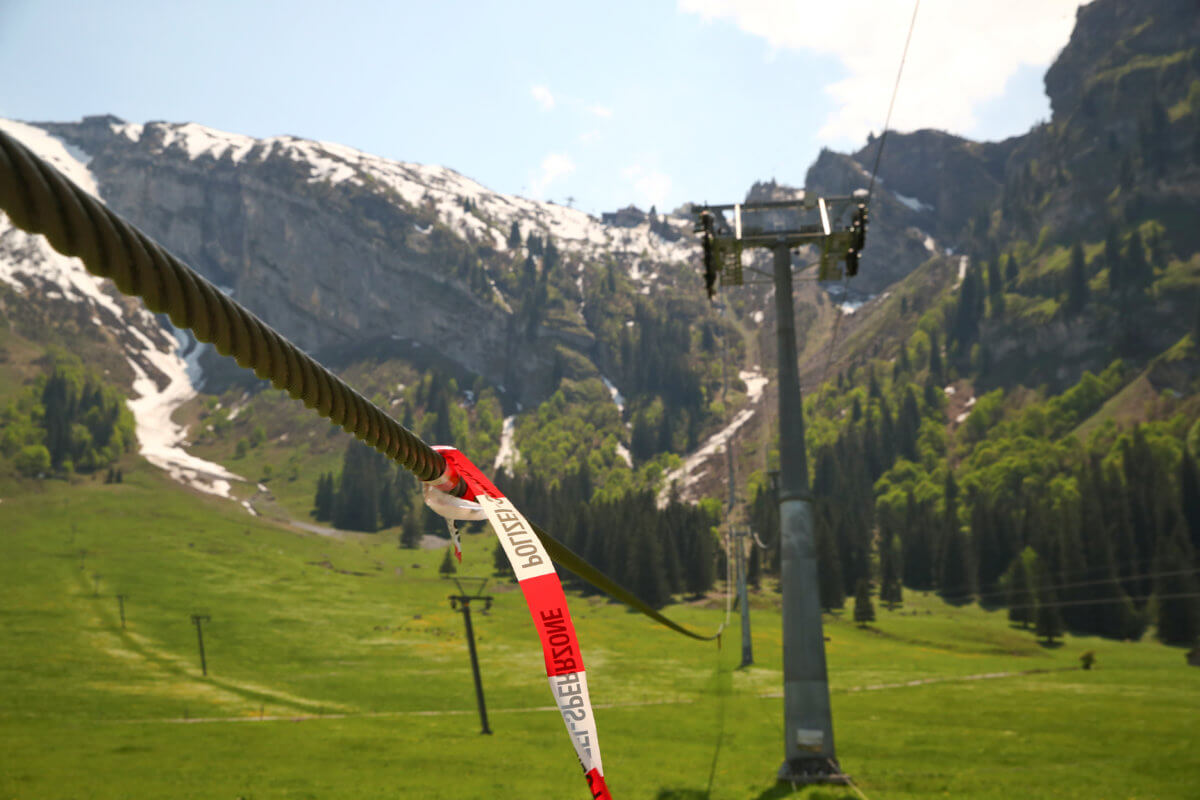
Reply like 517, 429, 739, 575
543, 239, 560, 275
1032, 553, 1064, 644
484, 534, 505, 577
901, 491, 937, 590
747, 540, 762, 589
683, 517, 715, 597
1126, 230, 1151, 290
313, 472, 335, 521
1066, 240, 1088, 315
853, 578, 875, 626
1035, 589, 1065, 645
507, 220, 522, 250
986, 258, 1005, 317
897, 387, 920, 462
1155, 519, 1200, 645
880, 534, 904, 609
332, 442, 381, 532
1180, 451, 1200, 558
938, 472, 972, 600
951, 265, 985, 351
816, 513, 845, 610
626, 502, 670, 608
1004, 251, 1019, 286
940, 529, 971, 601
1006, 550, 1035, 629
439, 546, 457, 576
1105, 224, 1123, 291
399, 505, 424, 549
928, 330, 944, 385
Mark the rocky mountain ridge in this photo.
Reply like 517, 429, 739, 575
3, 0, 1197, 512
36, 116, 705, 404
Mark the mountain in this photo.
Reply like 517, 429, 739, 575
2, 0, 1198, 580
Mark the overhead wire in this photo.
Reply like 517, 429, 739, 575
1001, 590, 1200, 614
867, 0, 920, 200
913, 564, 1200, 606
814, 0, 919, 399
716, 292, 735, 639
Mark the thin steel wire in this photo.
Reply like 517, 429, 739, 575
866, 0, 920, 199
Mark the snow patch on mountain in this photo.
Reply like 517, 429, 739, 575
739, 369, 768, 403
658, 368, 769, 506
955, 255, 969, 288
124, 329, 242, 497
894, 191, 932, 212
494, 415, 520, 472
601, 375, 626, 416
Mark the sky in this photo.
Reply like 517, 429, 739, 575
0, 0, 1084, 215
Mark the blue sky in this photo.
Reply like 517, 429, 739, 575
0, 0, 1081, 215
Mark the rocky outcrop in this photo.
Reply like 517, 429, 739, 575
37, 119, 601, 405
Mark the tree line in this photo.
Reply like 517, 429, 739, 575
495, 467, 718, 607
0, 352, 136, 478
312, 439, 720, 607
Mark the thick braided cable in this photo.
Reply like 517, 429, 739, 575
0, 127, 446, 482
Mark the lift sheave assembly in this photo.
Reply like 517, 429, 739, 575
694, 188, 870, 298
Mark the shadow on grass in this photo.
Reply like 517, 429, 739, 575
749, 784, 855, 799
654, 785, 851, 800
1037, 640, 1065, 649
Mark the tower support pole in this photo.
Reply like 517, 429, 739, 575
772, 242, 842, 783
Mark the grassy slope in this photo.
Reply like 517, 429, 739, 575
2, 470, 1198, 799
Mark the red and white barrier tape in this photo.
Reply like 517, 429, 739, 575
424, 446, 612, 800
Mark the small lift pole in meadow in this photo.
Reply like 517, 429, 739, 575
190, 614, 211, 676
736, 526, 753, 668
448, 577, 494, 735
725, 433, 753, 667
694, 191, 869, 784
116, 594, 128, 629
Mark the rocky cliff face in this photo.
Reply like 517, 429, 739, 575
802, 141, 965, 295
1011, 0, 1200, 245
36, 116, 698, 407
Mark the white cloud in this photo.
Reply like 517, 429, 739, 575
531, 85, 556, 111
579, 130, 602, 145
622, 165, 672, 210
530, 153, 575, 198
588, 104, 613, 119
678, 0, 1083, 143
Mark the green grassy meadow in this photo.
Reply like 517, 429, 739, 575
1, 467, 1198, 799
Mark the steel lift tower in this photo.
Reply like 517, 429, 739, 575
693, 190, 869, 784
